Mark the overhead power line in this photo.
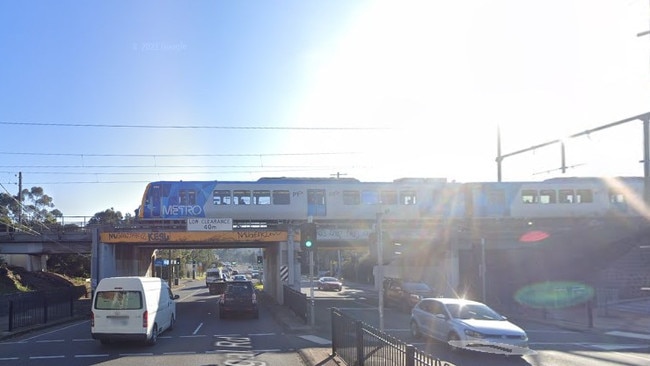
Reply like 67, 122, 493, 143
0, 121, 386, 130
0, 151, 358, 158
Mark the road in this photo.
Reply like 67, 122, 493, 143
303, 279, 650, 366
0, 279, 315, 366
1, 277, 648, 366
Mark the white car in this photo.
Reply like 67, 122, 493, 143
410, 298, 529, 355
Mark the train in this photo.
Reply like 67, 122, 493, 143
135, 176, 645, 222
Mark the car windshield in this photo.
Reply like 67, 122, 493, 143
321, 277, 338, 282
404, 283, 431, 291
446, 303, 502, 320
226, 283, 253, 294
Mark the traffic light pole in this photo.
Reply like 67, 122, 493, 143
309, 249, 315, 327
377, 213, 384, 332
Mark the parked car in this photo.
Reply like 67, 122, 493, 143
410, 298, 529, 354
383, 278, 435, 312
231, 274, 248, 281
317, 276, 343, 291
219, 280, 258, 319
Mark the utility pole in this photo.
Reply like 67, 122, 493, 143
17, 172, 22, 224
377, 212, 385, 332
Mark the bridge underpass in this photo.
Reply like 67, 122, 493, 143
1, 217, 648, 309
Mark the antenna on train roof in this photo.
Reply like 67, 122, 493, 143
330, 172, 347, 179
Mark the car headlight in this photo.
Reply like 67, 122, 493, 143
464, 329, 485, 338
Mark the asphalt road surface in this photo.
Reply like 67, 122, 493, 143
0, 279, 312, 366
303, 280, 650, 366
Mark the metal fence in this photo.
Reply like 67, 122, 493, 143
331, 308, 455, 366
1, 285, 87, 331
283, 284, 308, 322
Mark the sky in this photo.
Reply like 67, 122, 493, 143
0, 0, 649, 219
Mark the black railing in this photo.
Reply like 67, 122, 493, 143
283, 284, 308, 322
1, 285, 87, 331
331, 308, 455, 366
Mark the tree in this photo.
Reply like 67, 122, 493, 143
0, 186, 62, 228
88, 208, 123, 225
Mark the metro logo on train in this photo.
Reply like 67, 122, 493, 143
135, 177, 644, 221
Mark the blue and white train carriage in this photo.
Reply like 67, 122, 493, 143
136, 176, 645, 222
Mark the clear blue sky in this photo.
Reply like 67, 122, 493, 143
1, 1, 649, 218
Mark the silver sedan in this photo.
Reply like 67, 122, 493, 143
410, 298, 530, 355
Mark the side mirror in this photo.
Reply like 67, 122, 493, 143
173, 294, 180, 300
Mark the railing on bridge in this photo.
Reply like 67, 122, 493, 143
0, 286, 88, 332
331, 308, 455, 366
283, 284, 308, 323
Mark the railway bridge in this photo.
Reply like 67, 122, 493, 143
0, 216, 648, 307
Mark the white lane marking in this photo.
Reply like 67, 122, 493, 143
0, 358, 19, 361
29, 355, 65, 359
181, 335, 207, 338
73, 338, 94, 342
606, 331, 650, 340
75, 354, 110, 358
588, 343, 650, 351
119, 353, 154, 356
249, 333, 276, 336
299, 335, 331, 345
163, 352, 196, 355
36, 339, 64, 343
193, 322, 203, 334
22, 320, 90, 341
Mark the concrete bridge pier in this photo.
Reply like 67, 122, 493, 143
2, 254, 48, 271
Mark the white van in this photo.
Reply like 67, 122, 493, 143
91, 276, 179, 345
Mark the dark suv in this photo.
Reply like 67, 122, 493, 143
383, 278, 435, 312
218, 280, 259, 319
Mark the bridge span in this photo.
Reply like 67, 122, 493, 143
1, 217, 648, 308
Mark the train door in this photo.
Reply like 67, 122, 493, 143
150, 184, 162, 217
307, 189, 326, 217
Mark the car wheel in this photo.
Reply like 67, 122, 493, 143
410, 320, 421, 338
147, 324, 158, 346
447, 332, 461, 352
337, 286, 342, 292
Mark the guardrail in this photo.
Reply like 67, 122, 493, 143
331, 307, 455, 366
1, 286, 88, 332
283, 284, 308, 322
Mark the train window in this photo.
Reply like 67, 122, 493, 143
179, 190, 196, 205
234, 190, 251, 205
487, 190, 505, 205
213, 190, 231, 205
272, 190, 290, 205
343, 190, 361, 205
558, 189, 574, 203
400, 190, 417, 205
362, 191, 379, 205
521, 190, 538, 204
609, 191, 625, 203
253, 190, 271, 205
539, 189, 556, 204
576, 189, 593, 203
380, 191, 397, 205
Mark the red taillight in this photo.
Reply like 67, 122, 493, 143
142, 310, 148, 328
90, 312, 94, 327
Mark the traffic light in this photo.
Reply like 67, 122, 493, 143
257, 255, 263, 264
175, 258, 181, 265
300, 223, 317, 251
